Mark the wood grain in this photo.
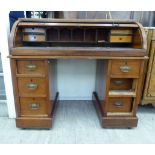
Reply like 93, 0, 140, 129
17, 60, 46, 75
110, 60, 141, 78
17, 77, 47, 97
20, 97, 48, 117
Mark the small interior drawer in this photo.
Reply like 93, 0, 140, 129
20, 97, 48, 116
17, 60, 45, 75
110, 60, 141, 77
109, 29, 133, 43
109, 35, 132, 43
107, 97, 132, 113
23, 34, 45, 42
18, 77, 47, 97
23, 28, 45, 33
110, 29, 132, 35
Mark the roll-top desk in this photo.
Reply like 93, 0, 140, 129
9, 19, 147, 129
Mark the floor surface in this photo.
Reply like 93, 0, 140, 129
0, 101, 155, 144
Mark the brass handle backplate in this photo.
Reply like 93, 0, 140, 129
120, 66, 131, 73
27, 64, 37, 71
113, 101, 124, 108
30, 103, 39, 110
114, 80, 124, 85
27, 83, 38, 90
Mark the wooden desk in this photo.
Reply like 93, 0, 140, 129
9, 19, 147, 128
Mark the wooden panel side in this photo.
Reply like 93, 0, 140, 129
49, 60, 58, 103
132, 60, 145, 115
10, 59, 20, 117
132, 29, 142, 49
95, 60, 107, 101
95, 60, 109, 115
44, 60, 52, 116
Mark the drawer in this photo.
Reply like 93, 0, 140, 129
110, 60, 141, 77
18, 77, 47, 97
109, 35, 132, 43
20, 98, 48, 116
17, 60, 45, 75
23, 34, 45, 42
109, 29, 132, 43
110, 30, 132, 35
23, 28, 45, 33
110, 78, 132, 90
107, 97, 132, 113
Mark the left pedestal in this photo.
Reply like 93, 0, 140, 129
11, 59, 58, 129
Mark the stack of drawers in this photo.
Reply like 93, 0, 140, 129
23, 28, 46, 42
109, 29, 133, 43
102, 59, 144, 128
12, 59, 53, 128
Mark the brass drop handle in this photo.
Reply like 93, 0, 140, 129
27, 83, 38, 90
30, 103, 39, 110
114, 80, 123, 85
113, 101, 124, 108
27, 64, 37, 71
120, 66, 131, 73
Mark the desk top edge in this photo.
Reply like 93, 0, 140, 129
17, 18, 139, 24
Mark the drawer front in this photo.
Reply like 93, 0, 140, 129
18, 78, 47, 97
17, 60, 45, 75
109, 35, 132, 43
110, 78, 132, 90
110, 60, 141, 77
109, 29, 132, 43
20, 98, 48, 116
23, 28, 45, 33
23, 34, 45, 42
110, 29, 132, 35
107, 97, 132, 113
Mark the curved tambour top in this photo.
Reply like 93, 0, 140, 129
9, 18, 147, 58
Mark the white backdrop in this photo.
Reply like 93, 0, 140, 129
57, 59, 96, 100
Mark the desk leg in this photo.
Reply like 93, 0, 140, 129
92, 92, 104, 127
51, 92, 59, 126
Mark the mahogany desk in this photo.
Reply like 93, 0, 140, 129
9, 19, 147, 128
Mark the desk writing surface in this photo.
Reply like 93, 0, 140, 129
11, 47, 146, 57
